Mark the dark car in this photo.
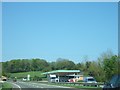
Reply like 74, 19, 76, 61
13, 77, 17, 82
103, 74, 120, 90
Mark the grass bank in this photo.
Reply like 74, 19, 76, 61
10, 71, 45, 78
1, 82, 12, 90
47, 83, 102, 90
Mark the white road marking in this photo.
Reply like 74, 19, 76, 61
18, 81, 71, 88
29, 82, 71, 88
11, 82, 21, 90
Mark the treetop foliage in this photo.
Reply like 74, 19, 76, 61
1, 51, 120, 82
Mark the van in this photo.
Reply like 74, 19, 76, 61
49, 74, 59, 82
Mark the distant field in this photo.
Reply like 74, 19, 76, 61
10, 71, 46, 79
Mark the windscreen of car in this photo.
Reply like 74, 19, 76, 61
110, 75, 120, 87
115, 75, 120, 87
50, 77, 56, 79
88, 78, 95, 81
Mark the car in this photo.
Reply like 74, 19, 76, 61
83, 77, 98, 87
13, 77, 17, 82
22, 78, 27, 81
103, 74, 120, 90
83, 77, 97, 83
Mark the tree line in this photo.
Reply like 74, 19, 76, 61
1, 51, 120, 82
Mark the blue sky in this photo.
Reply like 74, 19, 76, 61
2, 2, 118, 63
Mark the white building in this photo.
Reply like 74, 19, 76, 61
42, 70, 81, 82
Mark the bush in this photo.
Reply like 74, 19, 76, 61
78, 80, 84, 82
33, 75, 42, 81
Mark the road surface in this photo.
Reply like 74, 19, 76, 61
9, 81, 83, 90
8, 81, 96, 90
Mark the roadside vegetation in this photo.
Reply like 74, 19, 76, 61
10, 71, 45, 81
1, 82, 12, 90
10, 71, 44, 78
2, 50, 120, 82
49, 83, 102, 90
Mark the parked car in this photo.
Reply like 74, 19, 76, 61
13, 77, 17, 82
103, 74, 120, 90
83, 77, 97, 83
83, 77, 97, 87
22, 78, 27, 81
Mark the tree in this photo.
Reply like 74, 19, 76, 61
103, 55, 119, 81
55, 58, 76, 70
31, 58, 49, 71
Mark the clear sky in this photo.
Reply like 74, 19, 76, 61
2, 2, 118, 63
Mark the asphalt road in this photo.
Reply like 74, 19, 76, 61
9, 81, 90, 90
10, 81, 74, 90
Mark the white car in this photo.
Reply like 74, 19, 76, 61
83, 77, 98, 87
22, 78, 27, 81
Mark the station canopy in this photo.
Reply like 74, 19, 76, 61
42, 70, 80, 76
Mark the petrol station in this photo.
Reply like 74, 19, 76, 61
42, 70, 83, 82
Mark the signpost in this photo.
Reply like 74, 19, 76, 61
27, 74, 30, 81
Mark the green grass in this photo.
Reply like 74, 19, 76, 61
49, 83, 102, 90
10, 71, 45, 79
1, 82, 12, 90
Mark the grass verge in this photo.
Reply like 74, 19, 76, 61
1, 82, 12, 90
48, 83, 102, 90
